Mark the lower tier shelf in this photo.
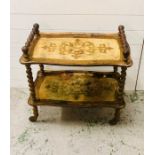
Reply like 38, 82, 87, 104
29, 71, 124, 108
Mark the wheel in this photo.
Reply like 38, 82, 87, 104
29, 105, 38, 122
29, 116, 38, 122
109, 109, 120, 125
109, 118, 118, 125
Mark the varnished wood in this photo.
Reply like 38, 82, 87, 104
113, 66, 118, 73
39, 64, 44, 76
20, 25, 133, 67
28, 96, 125, 109
109, 108, 121, 125
35, 71, 119, 102
21, 23, 40, 61
29, 105, 38, 122
117, 67, 127, 103
20, 57, 132, 67
25, 64, 36, 101
20, 24, 133, 124
118, 25, 130, 62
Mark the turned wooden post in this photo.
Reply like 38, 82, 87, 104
25, 64, 35, 101
118, 25, 130, 62
29, 105, 38, 122
113, 66, 118, 73
110, 66, 127, 125
25, 64, 39, 122
39, 64, 45, 76
117, 66, 127, 103
21, 23, 40, 61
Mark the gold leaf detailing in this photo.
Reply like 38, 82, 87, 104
98, 44, 113, 53
59, 39, 95, 58
59, 42, 73, 55
41, 39, 113, 59
41, 42, 56, 52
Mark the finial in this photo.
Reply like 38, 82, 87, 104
32, 23, 39, 34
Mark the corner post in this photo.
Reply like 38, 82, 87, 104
109, 66, 127, 125
21, 23, 40, 61
113, 66, 118, 73
118, 25, 130, 62
39, 64, 45, 76
25, 64, 35, 101
25, 64, 38, 122
118, 66, 127, 102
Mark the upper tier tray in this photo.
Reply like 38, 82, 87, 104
20, 25, 132, 66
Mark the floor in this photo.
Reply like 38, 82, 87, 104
11, 88, 144, 155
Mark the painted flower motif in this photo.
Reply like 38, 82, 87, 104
41, 42, 56, 52
83, 41, 95, 54
98, 44, 113, 53
41, 39, 113, 59
45, 82, 59, 93
59, 42, 73, 55
59, 39, 95, 58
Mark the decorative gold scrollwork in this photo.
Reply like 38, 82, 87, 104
41, 39, 113, 59
59, 39, 96, 58
41, 42, 56, 52
98, 44, 113, 53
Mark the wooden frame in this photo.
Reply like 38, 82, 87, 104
20, 24, 132, 125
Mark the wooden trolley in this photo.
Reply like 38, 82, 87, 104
20, 24, 133, 125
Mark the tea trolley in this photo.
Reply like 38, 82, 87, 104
20, 24, 133, 125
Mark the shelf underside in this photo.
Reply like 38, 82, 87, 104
34, 71, 119, 105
